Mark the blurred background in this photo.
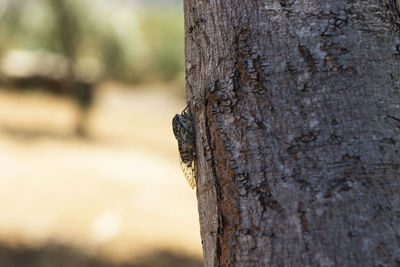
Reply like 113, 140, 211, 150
0, 0, 202, 266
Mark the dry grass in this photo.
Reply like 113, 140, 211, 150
0, 83, 202, 265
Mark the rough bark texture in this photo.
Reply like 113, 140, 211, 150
184, 0, 400, 266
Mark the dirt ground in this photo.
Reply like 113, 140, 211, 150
0, 83, 202, 266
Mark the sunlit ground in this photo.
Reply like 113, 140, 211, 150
0, 83, 202, 266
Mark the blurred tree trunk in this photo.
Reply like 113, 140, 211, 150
184, 0, 400, 266
46, 0, 92, 137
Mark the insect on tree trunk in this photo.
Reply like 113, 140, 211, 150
183, 0, 400, 266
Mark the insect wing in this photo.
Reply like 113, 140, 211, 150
180, 159, 196, 189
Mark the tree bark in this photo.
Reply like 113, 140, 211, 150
184, 0, 400, 266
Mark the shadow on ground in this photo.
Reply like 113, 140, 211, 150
0, 243, 203, 267
0, 125, 74, 140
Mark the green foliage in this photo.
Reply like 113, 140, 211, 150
0, 0, 185, 84
139, 9, 185, 82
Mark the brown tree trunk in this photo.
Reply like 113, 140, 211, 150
184, 0, 400, 266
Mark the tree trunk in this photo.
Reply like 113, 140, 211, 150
184, 0, 400, 266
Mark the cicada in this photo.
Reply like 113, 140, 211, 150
172, 106, 196, 189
